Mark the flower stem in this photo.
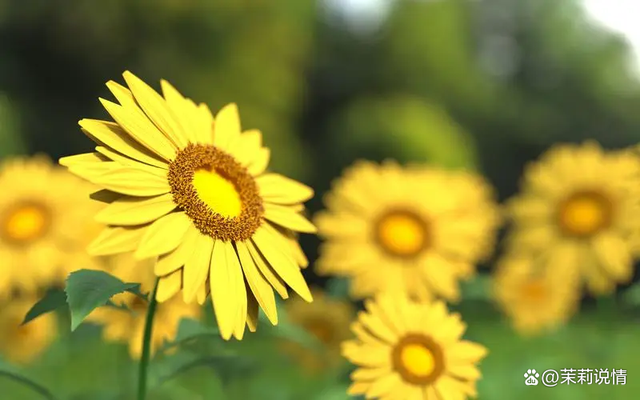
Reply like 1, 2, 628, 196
137, 277, 160, 400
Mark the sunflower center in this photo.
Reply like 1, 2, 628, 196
168, 143, 264, 241
557, 191, 612, 237
375, 210, 428, 258
192, 169, 242, 218
0, 202, 50, 245
392, 334, 444, 385
304, 319, 334, 344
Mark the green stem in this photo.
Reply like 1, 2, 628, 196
137, 277, 160, 400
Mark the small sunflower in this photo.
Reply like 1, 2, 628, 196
59, 71, 316, 340
343, 295, 487, 400
315, 161, 501, 302
0, 156, 99, 296
506, 141, 640, 295
86, 253, 202, 359
0, 297, 57, 364
282, 288, 355, 372
492, 252, 580, 336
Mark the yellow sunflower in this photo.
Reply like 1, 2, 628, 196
282, 287, 355, 372
59, 71, 315, 340
492, 252, 581, 336
0, 156, 99, 296
506, 141, 640, 295
343, 295, 487, 400
315, 161, 501, 302
86, 253, 202, 359
0, 297, 57, 364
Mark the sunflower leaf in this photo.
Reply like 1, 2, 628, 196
22, 288, 68, 326
621, 283, 640, 306
258, 312, 323, 351
65, 269, 145, 331
326, 278, 350, 299
460, 273, 492, 301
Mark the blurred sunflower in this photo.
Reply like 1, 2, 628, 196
506, 141, 640, 295
59, 71, 316, 340
282, 288, 355, 372
86, 253, 201, 359
492, 252, 580, 336
343, 295, 487, 399
0, 156, 99, 296
315, 161, 501, 302
0, 297, 57, 364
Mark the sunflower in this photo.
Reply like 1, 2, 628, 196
0, 156, 99, 297
343, 295, 487, 399
282, 287, 355, 372
315, 161, 501, 302
86, 253, 202, 359
0, 297, 57, 364
505, 141, 640, 295
59, 71, 316, 340
492, 251, 580, 336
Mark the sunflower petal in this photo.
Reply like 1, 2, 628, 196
257, 174, 314, 204
95, 193, 176, 226
212, 103, 241, 151
95, 146, 147, 168
155, 227, 199, 276
236, 241, 278, 324
251, 226, 312, 302
135, 212, 192, 259
196, 279, 209, 305
247, 148, 270, 176
156, 270, 182, 303
246, 240, 289, 299
122, 71, 188, 148
88, 226, 145, 256
246, 290, 259, 332
229, 129, 262, 167
227, 244, 248, 340
100, 99, 177, 161
160, 80, 198, 144
182, 234, 214, 303
264, 203, 317, 233
209, 241, 235, 340
90, 165, 170, 197
59, 152, 106, 167
192, 103, 214, 145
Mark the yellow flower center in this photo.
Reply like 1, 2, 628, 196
375, 210, 428, 258
168, 143, 264, 241
192, 169, 242, 218
392, 334, 444, 385
1, 203, 50, 245
558, 191, 611, 237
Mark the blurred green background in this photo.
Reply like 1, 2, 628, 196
2, 0, 640, 398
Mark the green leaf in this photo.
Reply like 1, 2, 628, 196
621, 283, 640, 306
65, 269, 145, 331
0, 360, 59, 400
160, 318, 221, 352
22, 288, 68, 326
260, 312, 323, 351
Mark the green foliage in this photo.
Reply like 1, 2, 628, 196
65, 269, 145, 331
22, 289, 67, 326
329, 95, 479, 170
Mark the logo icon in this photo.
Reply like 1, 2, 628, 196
542, 369, 560, 387
524, 369, 540, 386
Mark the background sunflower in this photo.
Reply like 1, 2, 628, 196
2, 0, 640, 399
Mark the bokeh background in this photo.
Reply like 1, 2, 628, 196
2, 0, 640, 398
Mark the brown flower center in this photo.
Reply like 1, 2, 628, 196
557, 190, 612, 238
167, 143, 264, 241
374, 209, 429, 258
392, 334, 445, 385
